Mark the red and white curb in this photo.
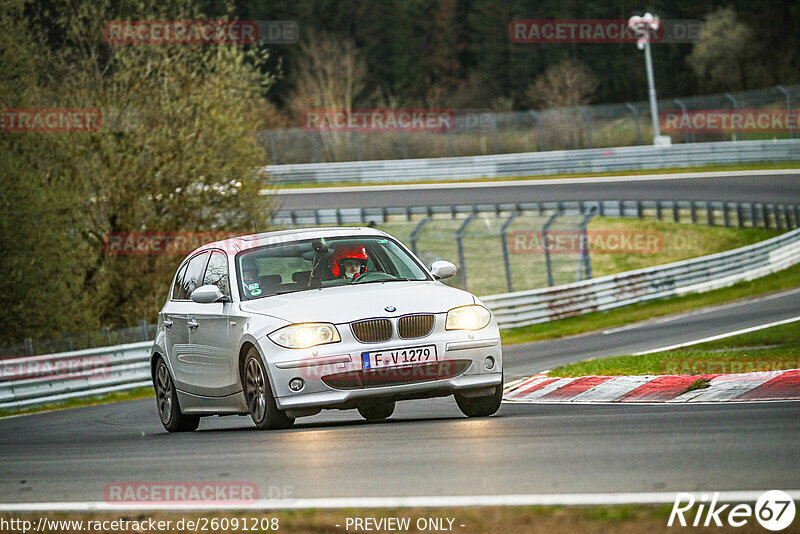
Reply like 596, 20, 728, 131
503, 369, 800, 403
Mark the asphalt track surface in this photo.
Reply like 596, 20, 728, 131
274, 172, 800, 210
2, 290, 799, 503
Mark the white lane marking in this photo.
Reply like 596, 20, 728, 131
672, 370, 790, 403
568, 375, 655, 402
3, 490, 800, 510
601, 287, 800, 335
272, 169, 799, 195
631, 315, 800, 356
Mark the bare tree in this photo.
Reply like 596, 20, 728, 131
288, 32, 368, 161
526, 58, 598, 109
526, 59, 598, 149
687, 7, 756, 91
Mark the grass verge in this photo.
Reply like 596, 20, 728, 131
549, 322, 800, 377
272, 161, 800, 189
500, 262, 800, 346
0, 386, 153, 419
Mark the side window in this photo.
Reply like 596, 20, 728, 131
203, 251, 230, 297
171, 263, 188, 300
176, 252, 209, 300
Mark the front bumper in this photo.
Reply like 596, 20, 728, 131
263, 317, 502, 411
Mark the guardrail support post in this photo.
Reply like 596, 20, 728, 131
543, 210, 563, 287
24, 337, 33, 356
500, 211, 520, 292
690, 201, 697, 224
723, 203, 731, 227
656, 200, 662, 220
706, 202, 715, 226
673, 202, 680, 222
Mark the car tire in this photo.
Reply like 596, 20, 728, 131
454, 378, 503, 418
154, 358, 200, 432
244, 348, 295, 430
357, 400, 396, 421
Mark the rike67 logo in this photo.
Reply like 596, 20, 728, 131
669, 490, 796, 531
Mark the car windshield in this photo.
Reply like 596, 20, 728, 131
236, 236, 431, 300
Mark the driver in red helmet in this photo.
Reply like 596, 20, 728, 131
330, 245, 368, 280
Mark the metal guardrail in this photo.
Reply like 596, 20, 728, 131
482, 227, 800, 329
0, 342, 152, 411
264, 139, 800, 184
2, 227, 799, 411
271, 199, 800, 229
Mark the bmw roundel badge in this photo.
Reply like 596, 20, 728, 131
385, 306, 397, 312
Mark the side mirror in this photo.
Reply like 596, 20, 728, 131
430, 260, 457, 280
191, 285, 229, 304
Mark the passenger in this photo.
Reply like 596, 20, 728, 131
241, 258, 259, 289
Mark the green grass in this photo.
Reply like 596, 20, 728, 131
549, 321, 800, 377
271, 161, 800, 189
0, 386, 153, 418
501, 261, 800, 346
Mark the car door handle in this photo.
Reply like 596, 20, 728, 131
187, 319, 199, 330
163, 319, 173, 329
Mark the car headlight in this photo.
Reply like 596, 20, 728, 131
268, 323, 341, 349
445, 305, 491, 331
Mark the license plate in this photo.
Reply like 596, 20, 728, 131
361, 345, 437, 370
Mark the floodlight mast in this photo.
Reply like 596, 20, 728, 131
629, 13, 668, 145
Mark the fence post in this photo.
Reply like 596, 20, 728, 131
500, 211, 520, 292
724, 93, 740, 142
576, 207, 596, 281
673, 99, 694, 143
543, 210, 563, 287
354, 132, 364, 161
267, 131, 280, 164
776, 86, 795, 139
139, 320, 149, 342
409, 217, 431, 255
456, 214, 477, 290
625, 102, 643, 145
24, 337, 34, 356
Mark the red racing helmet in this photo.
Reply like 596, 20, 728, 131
329, 245, 369, 278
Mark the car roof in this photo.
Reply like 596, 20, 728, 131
195, 226, 391, 256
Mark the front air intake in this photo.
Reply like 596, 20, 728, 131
351, 319, 392, 343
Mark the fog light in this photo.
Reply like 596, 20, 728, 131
484, 356, 495, 370
289, 377, 305, 392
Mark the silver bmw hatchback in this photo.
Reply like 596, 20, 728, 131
151, 227, 503, 432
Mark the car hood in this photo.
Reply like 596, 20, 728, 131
239, 281, 474, 324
